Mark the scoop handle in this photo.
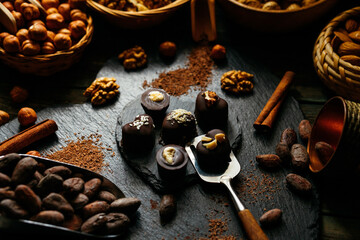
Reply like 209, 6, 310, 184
238, 209, 269, 240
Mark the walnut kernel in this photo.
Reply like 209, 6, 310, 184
118, 46, 147, 70
220, 70, 254, 94
18, 107, 37, 126
84, 77, 120, 105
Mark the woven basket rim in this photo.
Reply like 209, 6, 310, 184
0, 16, 94, 60
223, 0, 333, 14
86, 0, 189, 17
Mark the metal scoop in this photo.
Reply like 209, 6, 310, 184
185, 134, 268, 240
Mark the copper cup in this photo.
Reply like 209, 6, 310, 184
308, 96, 360, 179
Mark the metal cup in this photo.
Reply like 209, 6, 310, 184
308, 96, 360, 179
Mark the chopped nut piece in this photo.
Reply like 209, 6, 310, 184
162, 147, 176, 164
84, 77, 120, 105
201, 136, 213, 142
214, 133, 226, 143
203, 139, 217, 150
203, 91, 218, 107
220, 70, 254, 94
148, 91, 164, 102
118, 46, 147, 70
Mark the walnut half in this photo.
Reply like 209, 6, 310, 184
118, 45, 147, 70
220, 70, 254, 94
84, 77, 120, 105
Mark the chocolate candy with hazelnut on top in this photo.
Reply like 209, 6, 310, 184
141, 88, 170, 125
156, 144, 189, 180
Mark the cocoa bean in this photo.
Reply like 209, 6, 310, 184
97, 190, 117, 203
15, 184, 41, 214
280, 128, 297, 148
0, 199, 28, 218
299, 120, 312, 142
11, 157, 38, 185
42, 192, 74, 218
256, 154, 281, 168
83, 200, 110, 219
159, 194, 176, 224
0, 172, 11, 187
63, 177, 84, 197
44, 166, 72, 179
275, 143, 291, 163
0, 187, 15, 200
286, 173, 312, 194
290, 144, 309, 171
105, 212, 130, 235
0, 153, 21, 173
32, 210, 64, 226
37, 173, 63, 196
110, 197, 141, 216
259, 208, 282, 227
70, 193, 89, 210
81, 213, 107, 234
83, 178, 102, 199
315, 141, 334, 164
63, 214, 83, 231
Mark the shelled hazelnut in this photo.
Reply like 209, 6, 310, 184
16, 28, 29, 44
18, 107, 37, 126
14, 0, 25, 12
22, 39, 41, 56
20, 3, 40, 21
58, 3, 71, 21
159, 41, 176, 58
2, 1, 14, 11
70, 9, 87, 23
3, 35, 21, 53
45, 30, 56, 42
41, 0, 60, 10
27, 19, 46, 28
0, 110, 10, 126
41, 41, 56, 54
46, 13, 65, 30
46, 7, 59, 15
54, 33, 72, 50
28, 24, 48, 41
238, 0, 319, 10
210, 44, 226, 60
69, 20, 86, 39
11, 11, 25, 29
10, 86, 29, 103
0, 32, 10, 46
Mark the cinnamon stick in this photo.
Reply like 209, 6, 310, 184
253, 71, 295, 132
0, 119, 58, 155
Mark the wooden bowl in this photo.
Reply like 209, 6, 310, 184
86, 0, 189, 29
217, 0, 338, 32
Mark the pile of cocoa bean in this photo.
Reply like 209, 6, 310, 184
0, 153, 141, 236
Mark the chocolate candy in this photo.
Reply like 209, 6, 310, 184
195, 91, 228, 130
156, 144, 189, 180
141, 88, 170, 125
121, 114, 155, 152
161, 109, 196, 146
196, 129, 231, 172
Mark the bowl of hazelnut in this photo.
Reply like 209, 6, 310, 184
313, 6, 360, 102
0, 0, 93, 76
217, 0, 338, 32
86, 0, 189, 29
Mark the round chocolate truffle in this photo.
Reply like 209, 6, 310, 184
121, 114, 155, 152
156, 144, 189, 180
195, 91, 228, 130
196, 129, 231, 171
141, 88, 170, 124
161, 109, 197, 145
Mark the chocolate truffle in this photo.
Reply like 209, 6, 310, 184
121, 114, 155, 152
196, 129, 231, 171
161, 109, 197, 145
195, 91, 228, 130
141, 88, 170, 124
156, 144, 189, 180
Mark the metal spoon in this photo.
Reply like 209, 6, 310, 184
185, 134, 268, 240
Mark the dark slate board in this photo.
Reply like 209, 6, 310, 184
0, 42, 319, 239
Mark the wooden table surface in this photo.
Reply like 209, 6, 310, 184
1, 1, 360, 239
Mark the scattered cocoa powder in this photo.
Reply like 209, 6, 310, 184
46, 134, 108, 173
143, 44, 213, 96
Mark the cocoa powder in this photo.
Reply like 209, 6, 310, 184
144, 44, 213, 96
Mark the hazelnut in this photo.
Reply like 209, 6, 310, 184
262, 1, 281, 10
46, 7, 59, 15
2, 1, 14, 11
3, 35, 21, 53
11, 11, 25, 29
69, 20, 86, 39
41, 41, 56, 54
10, 86, 29, 103
159, 41, 176, 58
0, 32, 11, 47
45, 30, 56, 42
70, 9, 87, 24
14, 0, 25, 12
28, 24, 48, 41
57, 28, 71, 36
18, 107, 37, 126
41, 0, 60, 10
210, 44, 226, 60
58, 3, 71, 21
20, 3, 40, 21
22, 39, 41, 56
46, 13, 65, 30
0, 110, 10, 126
26, 150, 41, 157
54, 33, 72, 50
16, 28, 29, 44
27, 19, 46, 28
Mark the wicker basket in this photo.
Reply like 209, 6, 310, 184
0, 16, 94, 76
313, 7, 360, 102
86, 0, 189, 29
